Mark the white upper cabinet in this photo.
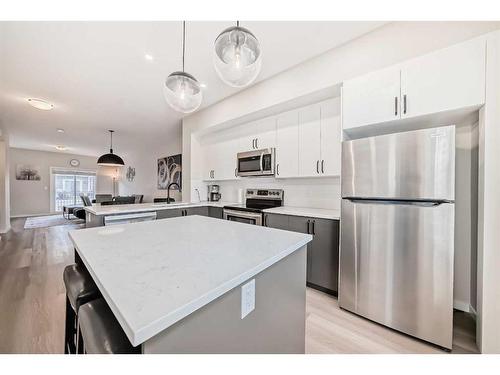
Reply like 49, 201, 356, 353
342, 37, 486, 131
275, 110, 299, 178
298, 103, 322, 177
342, 66, 401, 130
238, 117, 276, 151
255, 117, 277, 149
400, 38, 486, 119
320, 99, 341, 176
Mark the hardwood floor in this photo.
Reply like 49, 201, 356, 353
0, 218, 479, 354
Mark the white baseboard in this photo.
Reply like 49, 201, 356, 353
454, 300, 471, 312
11, 212, 56, 218
0, 223, 11, 234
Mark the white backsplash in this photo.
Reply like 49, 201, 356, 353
199, 177, 341, 209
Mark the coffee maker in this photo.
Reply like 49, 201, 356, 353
207, 184, 221, 202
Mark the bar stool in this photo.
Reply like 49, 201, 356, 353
78, 298, 141, 354
63, 263, 99, 354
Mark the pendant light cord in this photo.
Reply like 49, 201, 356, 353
182, 21, 186, 72
109, 130, 114, 153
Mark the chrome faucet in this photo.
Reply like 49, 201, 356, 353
167, 182, 180, 204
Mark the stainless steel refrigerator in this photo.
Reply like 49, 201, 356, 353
339, 125, 455, 350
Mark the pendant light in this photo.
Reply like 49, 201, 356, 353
214, 21, 262, 88
164, 21, 202, 113
97, 130, 125, 167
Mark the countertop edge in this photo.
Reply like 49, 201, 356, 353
83, 202, 236, 216
262, 207, 340, 220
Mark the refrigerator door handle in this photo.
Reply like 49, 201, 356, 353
345, 198, 449, 207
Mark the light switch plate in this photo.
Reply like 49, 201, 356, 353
241, 279, 255, 319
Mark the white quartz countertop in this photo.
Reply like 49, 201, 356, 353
83, 201, 236, 216
262, 206, 341, 220
68, 215, 312, 346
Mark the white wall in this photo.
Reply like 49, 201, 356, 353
183, 21, 500, 201
9, 148, 114, 217
0, 133, 10, 233
476, 30, 500, 354
117, 125, 182, 203
454, 121, 479, 312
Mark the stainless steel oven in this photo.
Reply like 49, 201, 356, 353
223, 209, 263, 226
237, 148, 275, 177
223, 188, 284, 226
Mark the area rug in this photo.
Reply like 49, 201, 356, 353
24, 214, 84, 229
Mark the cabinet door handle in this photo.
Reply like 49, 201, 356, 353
263, 214, 267, 227
403, 94, 407, 114
321, 160, 324, 174
234, 167, 237, 177
312, 220, 316, 235
395, 96, 398, 116
276, 163, 280, 176
253, 138, 256, 149
316, 160, 320, 174
306, 219, 311, 234
255, 138, 259, 149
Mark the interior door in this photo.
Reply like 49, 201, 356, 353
342, 65, 401, 130
339, 198, 454, 349
400, 38, 486, 119
276, 109, 299, 178
319, 99, 341, 176
298, 103, 321, 177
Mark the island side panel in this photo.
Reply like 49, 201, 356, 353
143, 246, 307, 354
85, 211, 104, 227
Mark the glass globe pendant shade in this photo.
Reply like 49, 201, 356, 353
163, 71, 202, 114
214, 26, 262, 88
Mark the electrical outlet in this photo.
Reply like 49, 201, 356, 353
241, 279, 255, 319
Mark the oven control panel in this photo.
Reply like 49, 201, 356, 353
245, 188, 284, 200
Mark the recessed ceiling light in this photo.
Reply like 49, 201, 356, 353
56, 128, 65, 133
200, 83, 207, 88
55, 145, 67, 151
144, 54, 154, 61
27, 98, 54, 111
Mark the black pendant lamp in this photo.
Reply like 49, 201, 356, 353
97, 130, 125, 167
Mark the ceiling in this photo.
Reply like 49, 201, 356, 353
0, 21, 385, 157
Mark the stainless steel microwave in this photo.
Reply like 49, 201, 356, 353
237, 148, 275, 177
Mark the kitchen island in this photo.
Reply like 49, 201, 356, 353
83, 201, 235, 227
68, 215, 312, 353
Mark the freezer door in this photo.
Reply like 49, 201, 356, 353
342, 125, 455, 201
339, 198, 454, 349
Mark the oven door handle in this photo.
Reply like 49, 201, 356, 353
223, 209, 262, 220
260, 152, 264, 172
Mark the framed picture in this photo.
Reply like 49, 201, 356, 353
16, 164, 41, 181
157, 154, 182, 190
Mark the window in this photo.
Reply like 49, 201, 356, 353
51, 169, 96, 212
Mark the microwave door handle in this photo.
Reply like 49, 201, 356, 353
260, 152, 264, 172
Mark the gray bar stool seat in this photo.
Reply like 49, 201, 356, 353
63, 264, 99, 354
78, 298, 141, 354
64, 264, 99, 311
